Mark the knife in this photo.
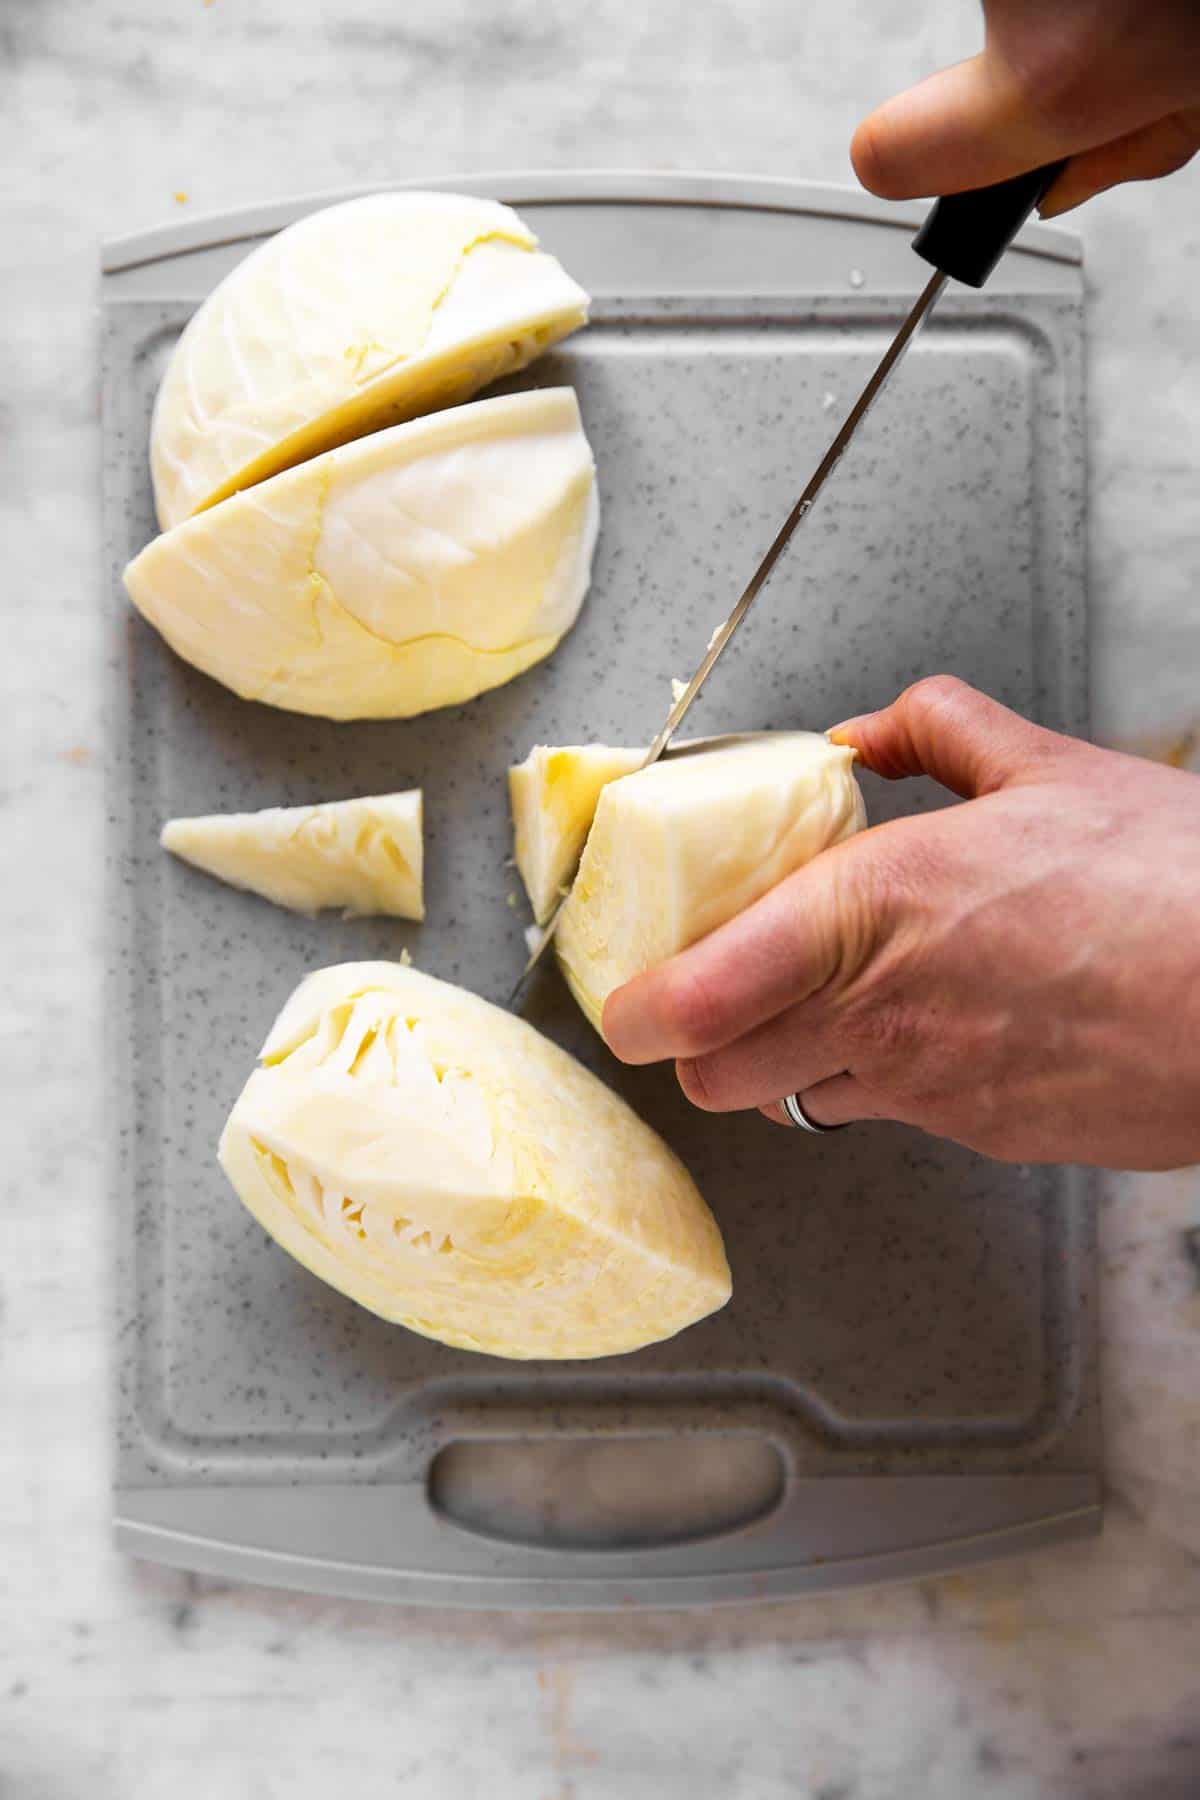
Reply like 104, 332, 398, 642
512, 161, 1066, 1000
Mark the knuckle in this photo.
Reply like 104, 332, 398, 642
676, 1055, 718, 1112
878, 819, 952, 914
901, 673, 972, 731
842, 993, 918, 1066
823, 832, 909, 977
831, 868, 927, 1064
822, 851, 886, 985
897, 674, 1064, 787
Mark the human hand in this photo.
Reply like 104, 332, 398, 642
851, 1, 1200, 217
602, 678, 1200, 1170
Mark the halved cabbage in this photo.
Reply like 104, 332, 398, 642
219, 963, 730, 1358
151, 191, 589, 528
125, 388, 598, 720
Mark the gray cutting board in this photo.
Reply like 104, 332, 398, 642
103, 175, 1098, 1608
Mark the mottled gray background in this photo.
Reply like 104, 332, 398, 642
4, 2, 1200, 1797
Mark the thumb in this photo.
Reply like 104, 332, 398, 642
851, 50, 1071, 198
829, 676, 1063, 798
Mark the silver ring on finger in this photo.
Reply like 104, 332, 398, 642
782, 1091, 849, 1135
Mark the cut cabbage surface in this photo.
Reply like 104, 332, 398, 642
125, 388, 599, 720
554, 734, 866, 1030
509, 743, 645, 924
219, 963, 730, 1358
162, 791, 423, 919
151, 192, 589, 528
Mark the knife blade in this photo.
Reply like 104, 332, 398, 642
511, 162, 1065, 1002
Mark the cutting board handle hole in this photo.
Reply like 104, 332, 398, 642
427, 1435, 784, 1550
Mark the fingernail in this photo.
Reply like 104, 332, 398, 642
1037, 183, 1077, 223
827, 716, 868, 747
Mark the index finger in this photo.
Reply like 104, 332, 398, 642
601, 838, 877, 1065
851, 52, 1056, 200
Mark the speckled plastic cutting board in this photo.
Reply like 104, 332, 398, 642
103, 176, 1099, 1607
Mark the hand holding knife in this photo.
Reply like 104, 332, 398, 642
513, 161, 1065, 1001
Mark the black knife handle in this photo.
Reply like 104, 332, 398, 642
912, 161, 1067, 288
